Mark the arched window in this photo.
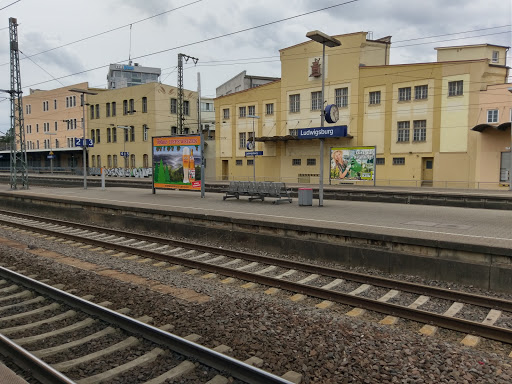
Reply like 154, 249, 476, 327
113, 155, 118, 168
97, 155, 102, 168
107, 128, 111, 143
107, 155, 112, 168
91, 155, 96, 168
143, 154, 148, 168
130, 154, 135, 168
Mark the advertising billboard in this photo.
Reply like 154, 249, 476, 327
152, 135, 202, 191
330, 146, 376, 181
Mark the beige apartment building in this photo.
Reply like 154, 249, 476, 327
86, 82, 199, 173
19, 82, 100, 171
215, 32, 510, 189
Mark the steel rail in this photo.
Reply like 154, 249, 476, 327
2, 209, 512, 312
2, 216, 512, 344
0, 333, 76, 384
0, 267, 291, 384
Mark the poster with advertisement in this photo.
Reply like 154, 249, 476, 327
330, 146, 376, 182
152, 135, 202, 191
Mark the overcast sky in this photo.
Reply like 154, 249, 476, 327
0, 0, 510, 134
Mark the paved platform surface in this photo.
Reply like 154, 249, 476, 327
0, 362, 28, 384
3, 183, 512, 250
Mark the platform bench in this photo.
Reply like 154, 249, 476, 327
223, 181, 292, 204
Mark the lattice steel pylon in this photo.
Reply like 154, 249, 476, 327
9, 17, 28, 189
177, 53, 198, 135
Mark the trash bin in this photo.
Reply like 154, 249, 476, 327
298, 188, 313, 206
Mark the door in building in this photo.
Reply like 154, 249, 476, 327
222, 160, 229, 181
422, 157, 434, 186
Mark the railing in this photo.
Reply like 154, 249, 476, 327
215, 175, 511, 191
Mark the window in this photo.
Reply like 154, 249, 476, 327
90, 105, 95, 119
26, 125, 31, 133
129, 99, 134, 114
413, 120, 427, 142
376, 158, 385, 165
37, 140, 39, 149
143, 154, 149, 168
369, 91, 381, 105
292, 159, 301, 166
266, 103, 274, 115
239, 132, 246, 149
112, 127, 117, 143
26, 104, 31, 114
130, 154, 135, 168
143, 125, 148, 141
393, 157, 405, 165
448, 80, 463, 96
43, 101, 49, 111
290, 94, 300, 113
311, 91, 322, 110
92, 155, 96, 168
398, 87, 411, 101
97, 155, 102, 168
54, 121, 58, 131
108, 155, 112, 168
96, 129, 100, 144
112, 102, 116, 116
239, 106, 246, 118
72, 96, 76, 107
170, 98, 177, 114
397, 121, 410, 142
130, 126, 135, 142
487, 109, 499, 123
66, 97, 69, 108
248, 105, 255, 116
223, 108, 230, 119
123, 100, 128, 115
124, 127, 129, 142
113, 155, 118, 168
36, 124, 39, 133
107, 128, 111, 143
91, 130, 95, 143
307, 159, 316, 166
95, 104, 100, 119
335, 87, 348, 108
184, 100, 190, 115
171, 126, 177, 135
142, 97, 147, 113
54, 99, 57, 109
415, 85, 428, 100
106, 103, 111, 117
247, 159, 254, 166
201, 102, 213, 111
55, 139, 59, 148
492, 50, 499, 63
236, 160, 243, 166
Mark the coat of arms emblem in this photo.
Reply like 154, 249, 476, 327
310, 58, 321, 77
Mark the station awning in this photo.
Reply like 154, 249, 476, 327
252, 134, 353, 142
472, 122, 510, 132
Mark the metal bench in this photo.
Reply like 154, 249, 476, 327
223, 181, 292, 204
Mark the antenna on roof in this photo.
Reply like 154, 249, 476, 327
128, 24, 133, 65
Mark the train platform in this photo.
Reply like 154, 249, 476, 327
2, 182, 511, 250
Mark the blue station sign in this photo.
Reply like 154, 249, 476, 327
298, 125, 348, 139
245, 151, 263, 156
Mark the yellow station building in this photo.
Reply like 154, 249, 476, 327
86, 82, 199, 173
215, 32, 510, 188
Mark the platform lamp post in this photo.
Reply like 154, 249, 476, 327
247, 115, 260, 181
69, 88, 97, 189
44, 131, 56, 175
306, 31, 341, 206
506, 87, 512, 190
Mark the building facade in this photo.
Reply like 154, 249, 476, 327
107, 63, 161, 89
86, 82, 199, 174
6, 82, 102, 172
216, 70, 280, 97
214, 32, 510, 188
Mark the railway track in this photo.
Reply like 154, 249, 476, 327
1, 209, 512, 352
0, 266, 294, 384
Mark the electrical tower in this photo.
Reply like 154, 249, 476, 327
9, 17, 28, 189
177, 53, 198, 134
